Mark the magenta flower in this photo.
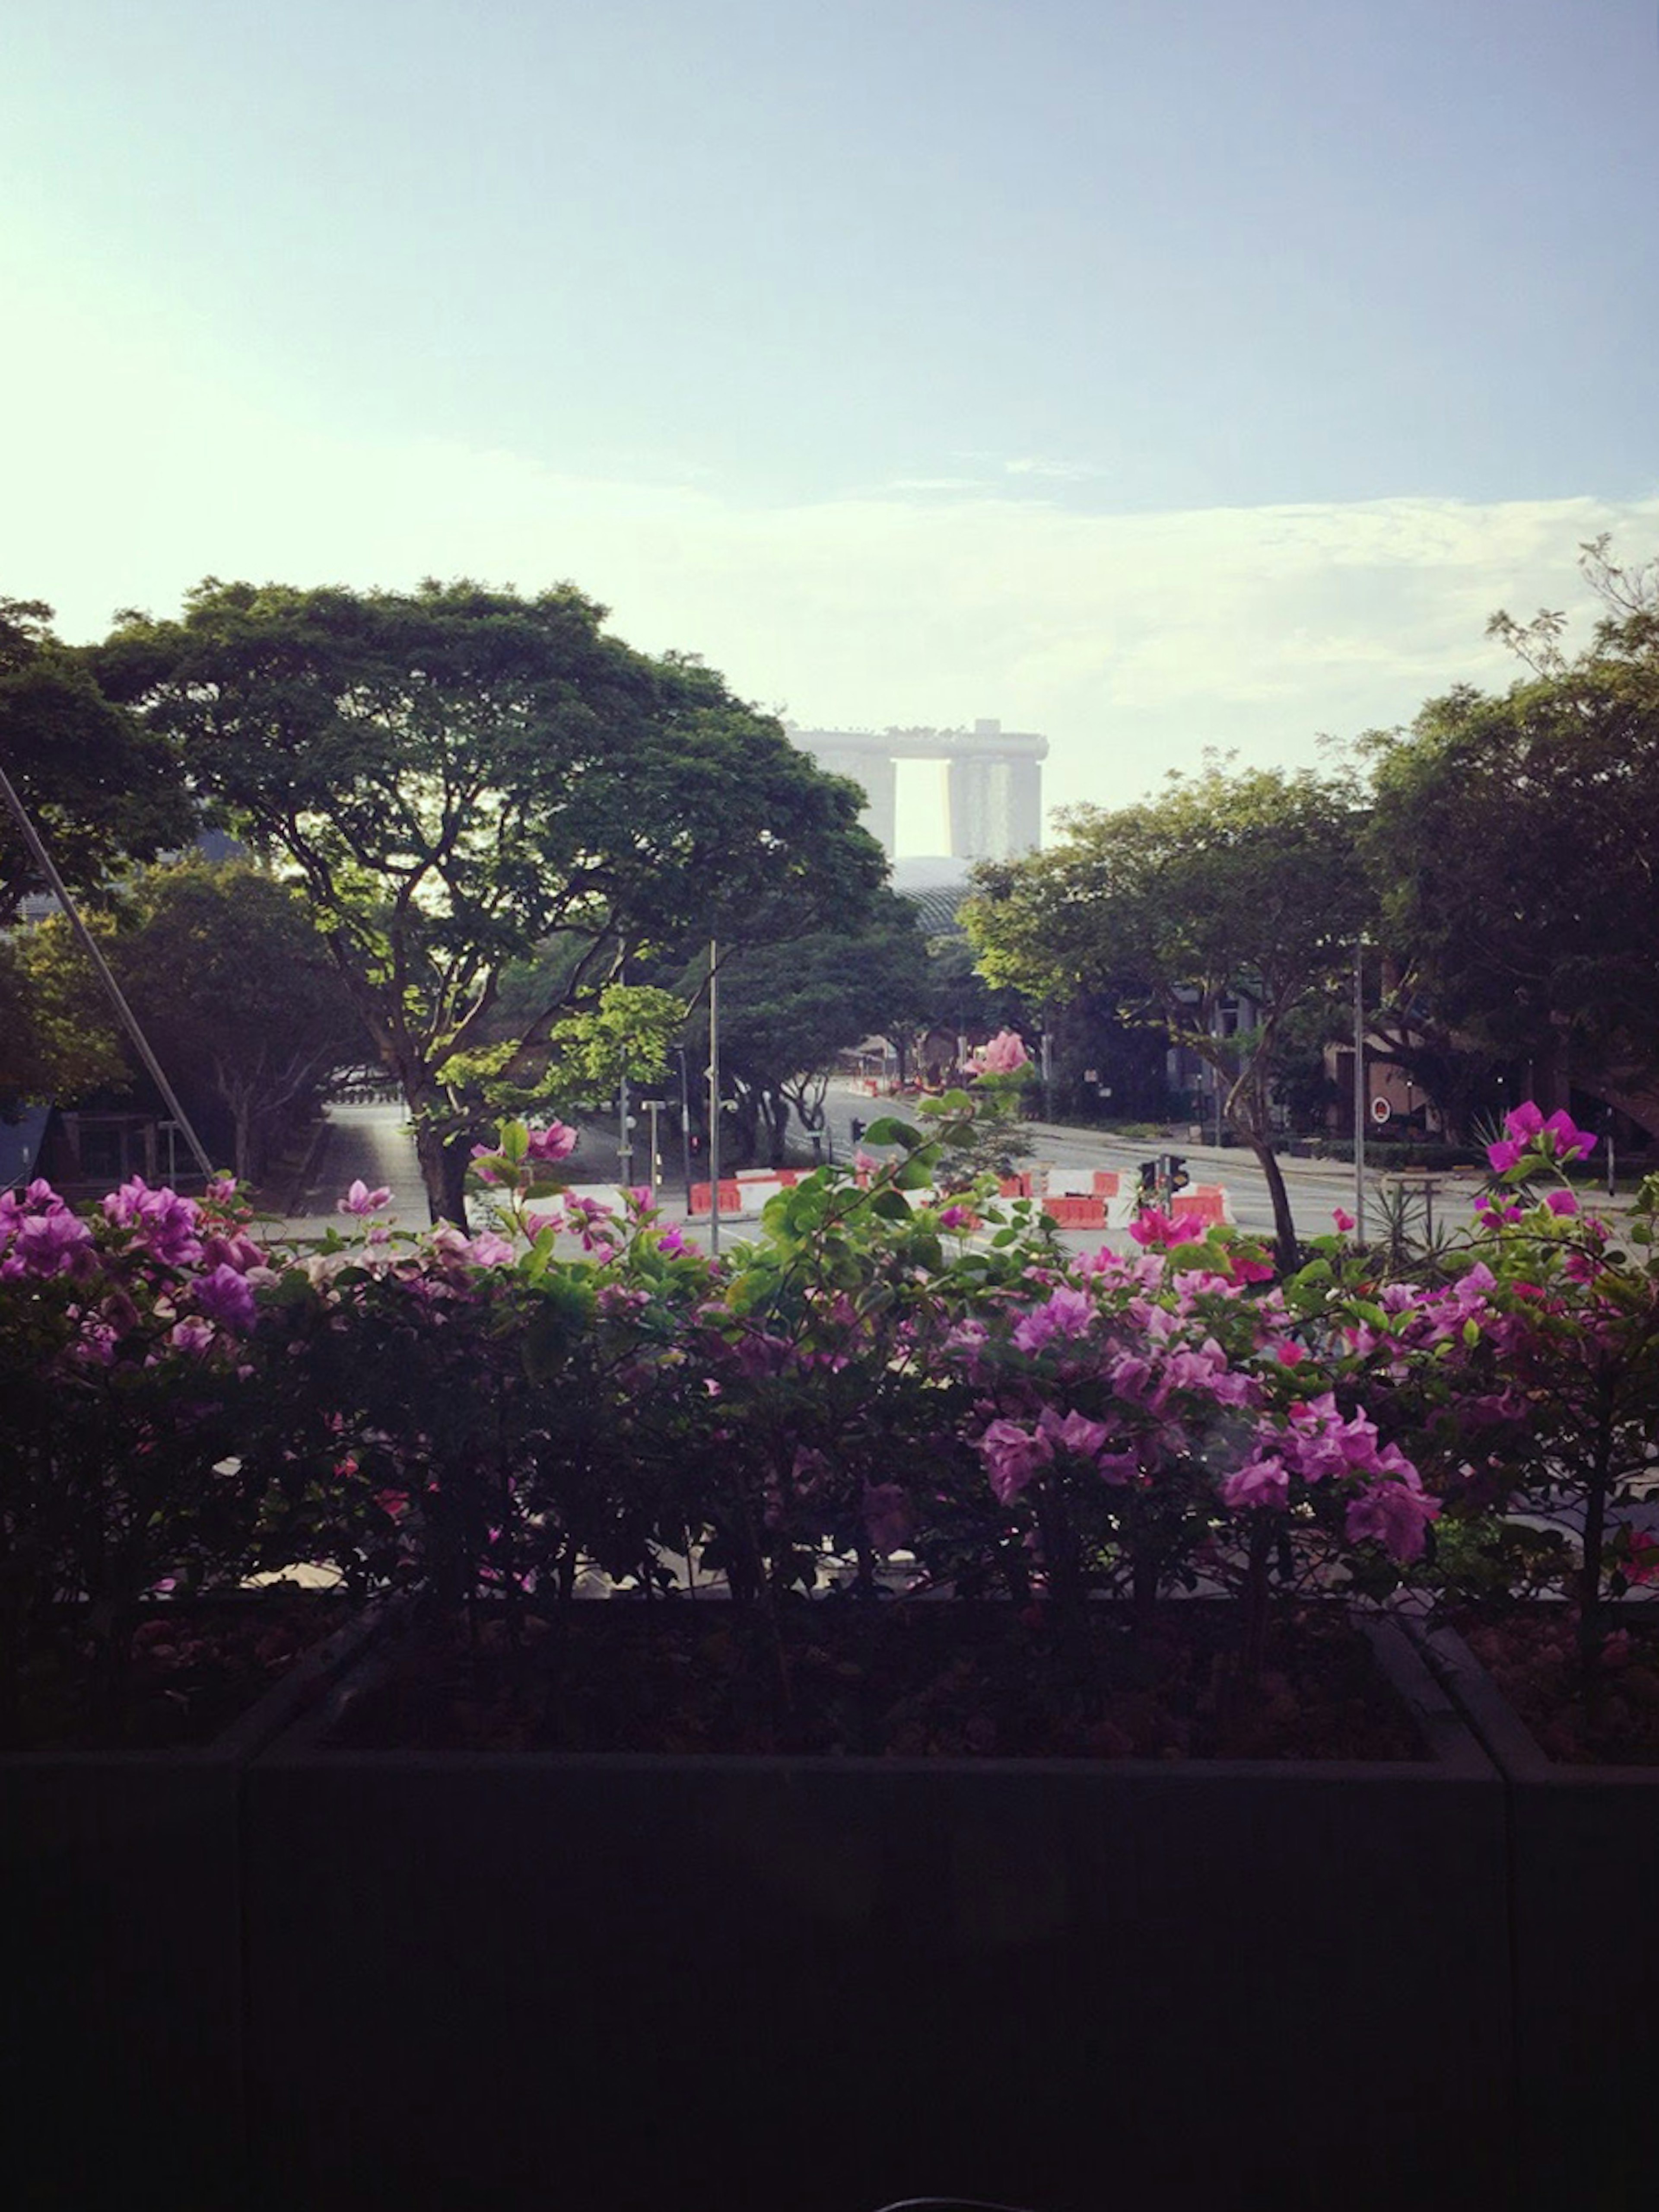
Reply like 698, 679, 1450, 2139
1127, 1208, 1183, 1248
1543, 1188, 1579, 1217
980, 1419, 1054, 1503
656, 1226, 693, 1257
468, 1146, 504, 1185
1332, 1207, 1355, 1233
1344, 1478, 1439, 1563
192, 1263, 258, 1333
337, 1179, 393, 1216
1013, 1286, 1095, 1354
102, 1178, 203, 1265
523, 1121, 578, 1163
1487, 1100, 1596, 1172
1220, 1456, 1290, 1512
8, 1207, 95, 1277
1038, 1406, 1115, 1459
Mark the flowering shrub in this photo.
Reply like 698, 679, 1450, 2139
9, 1098, 1651, 1737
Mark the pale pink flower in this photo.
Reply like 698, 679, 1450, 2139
337, 1179, 393, 1216
972, 1029, 1030, 1076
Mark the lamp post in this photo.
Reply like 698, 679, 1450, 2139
1353, 938, 1367, 1242
707, 939, 721, 1258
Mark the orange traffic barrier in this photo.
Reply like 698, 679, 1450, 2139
1092, 1169, 1121, 1197
1172, 1187, 1226, 1225
689, 1181, 745, 1215
1043, 1194, 1106, 1228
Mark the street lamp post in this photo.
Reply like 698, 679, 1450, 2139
707, 939, 721, 1258
1353, 938, 1367, 1243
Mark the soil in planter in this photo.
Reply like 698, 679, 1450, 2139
330, 1600, 1424, 1760
3, 1589, 353, 1753
1456, 1606, 1659, 1764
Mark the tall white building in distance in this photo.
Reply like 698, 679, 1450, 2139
790, 719, 1046, 862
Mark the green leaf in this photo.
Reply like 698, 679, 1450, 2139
862, 1115, 922, 1151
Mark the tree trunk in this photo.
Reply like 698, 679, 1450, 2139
1250, 1135, 1300, 1275
413, 1102, 470, 1228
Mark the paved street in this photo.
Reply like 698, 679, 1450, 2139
279, 1089, 1638, 1260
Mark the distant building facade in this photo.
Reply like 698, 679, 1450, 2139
790, 719, 1047, 862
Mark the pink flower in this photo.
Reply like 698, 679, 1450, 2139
1543, 1189, 1579, 1217
1487, 1100, 1595, 1173
464, 1232, 516, 1267
1128, 1208, 1183, 1248
1345, 1478, 1439, 1563
656, 1226, 693, 1257
192, 1263, 258, 1333
980, 1419, 1054, 1503
1220, 1456, 1290, 1512
1038, 1405, 1116, 1460
469, 1146, 504, 1185
524, 1121, 578, 1163
1013, 1286, 1095, 1354
337, 1179, 393, 1216
8, 1207, 95, 1277
972, 1029, 1031, 1077
938, 1203, 976, 1230
1332, 1207, 1355, 1233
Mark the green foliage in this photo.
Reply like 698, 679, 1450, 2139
0, 921, 131, 1101
108, 859, 372, 1180
965, 757, 1372, 1263
0, 598, 193, 920
92, 579, 885, 1216
1363, 559, 1659, 1124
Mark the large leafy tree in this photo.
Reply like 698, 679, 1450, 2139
682, 889, 937, 1163
94, 580, 884, 1219
964, 760, 1372, 1268
0, 598, 193, 920
108, 859, 373, 1184
1363, 542, 1659, 1142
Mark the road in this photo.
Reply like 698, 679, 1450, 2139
282, 1089, 1633, 1260
820, 1078, 1500, 1249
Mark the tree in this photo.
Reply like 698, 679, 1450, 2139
0, 923, 131, 1103
679, 891, 937, 1164
0, 599, 192, 920
108, 860, 373, 1183
94, 580, 885, 1220
964, 760, 1373, 1268
1363, 541, 1659, 1142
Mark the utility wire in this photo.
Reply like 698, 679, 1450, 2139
0, 761, 218, 1182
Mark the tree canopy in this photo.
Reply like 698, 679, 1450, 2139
964, 759, 1372, 1264
0, 598, 192, 920
93, 579, 885, 1217
686, 889, 938, 1162
1363, 548, 1659, 1141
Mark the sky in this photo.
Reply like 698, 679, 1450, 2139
4, 0, 1657, 853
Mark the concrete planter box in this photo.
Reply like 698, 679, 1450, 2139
0, 1599, 383, 2211
1410, 1619, 1659, 2212
245, 1616, 1508, 2212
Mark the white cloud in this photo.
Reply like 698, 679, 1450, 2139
5, 299, 1656, 847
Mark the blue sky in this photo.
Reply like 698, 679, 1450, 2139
4, 0, 1657, 849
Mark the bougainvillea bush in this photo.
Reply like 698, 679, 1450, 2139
1287, 1104, 1659, 1692
10, 1099, 1649, 1751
